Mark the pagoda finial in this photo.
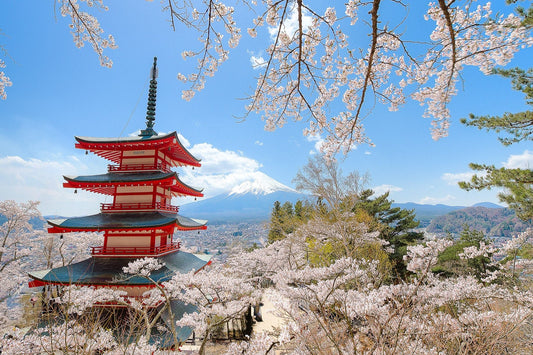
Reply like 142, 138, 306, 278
140, 57, 158, 137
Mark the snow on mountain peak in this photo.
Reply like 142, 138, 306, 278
229, 172, 297, 196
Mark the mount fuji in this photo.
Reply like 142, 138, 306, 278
179, 172, 305, 223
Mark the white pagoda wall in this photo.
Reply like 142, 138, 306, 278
106, 236, 151, 248
114, 186, 154, 204
121, 149, 156, 166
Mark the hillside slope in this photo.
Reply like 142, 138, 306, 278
426, 206, 530, 239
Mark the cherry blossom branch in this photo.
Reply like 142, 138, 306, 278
59, 0, 117, 68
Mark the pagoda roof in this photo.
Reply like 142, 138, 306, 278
75, 131, 201, 167
47, 212, 207, 233
63, 171, 203, 197
28, 250, 211, 286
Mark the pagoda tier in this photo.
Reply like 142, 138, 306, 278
28, 57, 210, 339
63, 171, 203, 199
48, 212, 207, 257
47, 212, 207, 233
75, 131, 200, 168
28, 251, 210, 287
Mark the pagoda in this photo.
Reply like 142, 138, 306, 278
28, 58, 209, 344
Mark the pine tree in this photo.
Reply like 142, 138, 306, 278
268, 201, 284, 243
460, 2, 533, 221
352, 190, 424, 280
459, 66, 532, 221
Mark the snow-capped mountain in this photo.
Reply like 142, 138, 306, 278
228, 171, 297, 196
179, 173, 304, 223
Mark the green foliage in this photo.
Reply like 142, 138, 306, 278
506, 0, 533, 27
460, 67, 533, 146
304, 212, 393, 284
460, 63, 532, 221
434, 226, 496, 281
306, 237, 335, 267
518, 242, 533, 259
459, 166, 533, 221
267, 199, 313, 243
426, 206, 530, 238
350, 190, 424, 280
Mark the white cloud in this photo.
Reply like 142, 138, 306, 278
268, 4, 313, 39
180, 143, 265, 198
177, 133, 191, 148
364, 151, 371, 155
247, 50, 267, 70
372, 184, 403, 195
306, 133, 324, 155
0, 143, 279, 214
502, 150, 533, 169
418, 195, 456, 205
255, 140, 264, 146
442, 172, 475, 186
250, 55, 267, 69
0, 156, 102, 216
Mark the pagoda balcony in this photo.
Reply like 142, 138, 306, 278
100, 202, 179, 213
91, 242, 181, 257
107, 163, 171, 173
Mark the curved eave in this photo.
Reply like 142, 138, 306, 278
75, 132, 201, 168
175, 216, 207, 231
47, 221, 177, 234
166, 134, 201, 168
47, 213, 208, 233
75, 131, 176, 146
28, 251, 212, 287
173, 174, 204, 198
62, 172, 203, 197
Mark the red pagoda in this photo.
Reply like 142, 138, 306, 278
28, 58, 209, 343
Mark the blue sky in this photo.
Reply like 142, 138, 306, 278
0, 1, 532, 216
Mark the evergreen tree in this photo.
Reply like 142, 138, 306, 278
459, 66, 533, 221
460, 3, 533, 221
268, 201, 284, 243
352, 190, 424, 280
267, 200, 313, 243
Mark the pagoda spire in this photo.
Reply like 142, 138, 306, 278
140, 57, 158, 137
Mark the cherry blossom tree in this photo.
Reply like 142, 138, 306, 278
0, 200, 42, 327
169, 0, 533, 156
221, 225, 533, 354
0, 199, 102, 333
2, 199, 532, 353
164, 264, 261, 354
2, 1, 532, 156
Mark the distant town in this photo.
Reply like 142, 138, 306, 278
178, 222, 269, 260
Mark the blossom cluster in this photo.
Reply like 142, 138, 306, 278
218, 217, 533, 354
0, 59, 12, 100
58, 0, 117, 68
172, 1, 533, 157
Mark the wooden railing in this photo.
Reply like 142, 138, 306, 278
100, 202, 179, 213
107, 163, 170, 173
91, 242, 181, 257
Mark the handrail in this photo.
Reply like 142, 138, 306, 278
100, 202, 179, 213
107, 163, 170, 173
91, 242, 181, 256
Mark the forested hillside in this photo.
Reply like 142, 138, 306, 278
427, 207, 530, 238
